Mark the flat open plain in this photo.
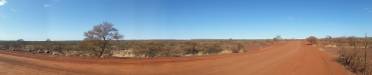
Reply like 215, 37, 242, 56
0, 41, 351, 75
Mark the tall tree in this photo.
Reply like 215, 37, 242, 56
45, 38, 53, 51
325, 35, 332, 44
14, 39, 25, 50
306, 36, 318, 45
46, 38, 51, 42
273, 35, 282, 41
84, 22, 123, 57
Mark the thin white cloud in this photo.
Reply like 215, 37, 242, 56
10, 8, 16, 12
0, 0, 6, 6
364, 8, 369, 10
364, 8, 372, 13
43, 0, 61, 8
52, 0, 61, 2
0, 13, 5, 19
43, 4, 51, 8
287, 16, 296, 21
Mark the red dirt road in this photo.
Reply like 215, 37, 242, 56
0, 41, 352, 75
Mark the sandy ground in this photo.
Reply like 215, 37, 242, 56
0, 41, 352, 75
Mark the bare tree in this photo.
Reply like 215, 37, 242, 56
14, 39, 25, 51
325, 35, 332, 44
17, 39, 24, 42
44, 38, 53, 52
273, 35, 282, 41
84, 22, 123, 57
306, 36, 318, 45
46, 38, 51, 42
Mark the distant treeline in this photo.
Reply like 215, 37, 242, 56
0, 40, 274, 58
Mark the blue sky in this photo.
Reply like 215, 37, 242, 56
0, 0, 372, 41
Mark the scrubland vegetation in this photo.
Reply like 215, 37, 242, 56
0, 40, 273, 58
0, 22, 274, 58
319, 36, 372, 75
120, 40, 273, 57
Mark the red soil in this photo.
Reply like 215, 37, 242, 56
0, 41, 352, 75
